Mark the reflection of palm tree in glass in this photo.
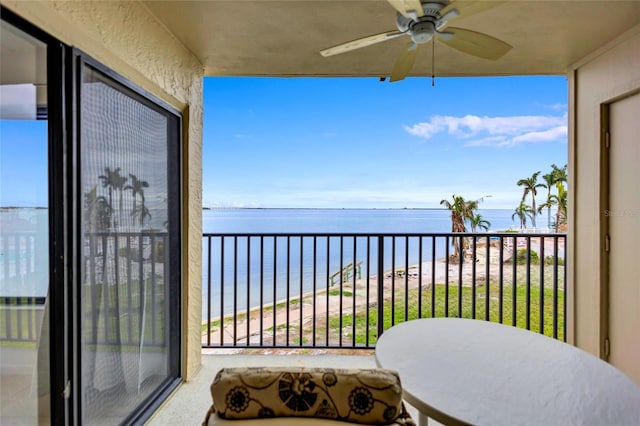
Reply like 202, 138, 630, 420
125, 174, 150, 228
84, 185, 112, 232
96, 168, 129, 396
132, 204, 152, 228
98, 167, 127, 231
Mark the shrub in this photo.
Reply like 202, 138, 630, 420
544, 255, 565, 266
516, 248, 539, 265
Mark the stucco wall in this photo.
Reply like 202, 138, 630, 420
1, 0, 204, 380
570, 25, 640, 355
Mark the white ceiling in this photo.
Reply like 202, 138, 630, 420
143, 0, 640, 79
1, 20, 46, 118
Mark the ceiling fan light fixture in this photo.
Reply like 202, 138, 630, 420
410, 21, 436, 44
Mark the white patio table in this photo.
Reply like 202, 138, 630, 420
375, 318, 640, 426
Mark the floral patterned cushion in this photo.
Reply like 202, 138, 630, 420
206, 367, 414, 425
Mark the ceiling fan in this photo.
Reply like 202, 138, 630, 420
320, 0, 512, 82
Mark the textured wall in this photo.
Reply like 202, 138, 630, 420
2, 0, 204, 380
570, 25, 640, 356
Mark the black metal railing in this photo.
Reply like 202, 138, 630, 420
1, 231, 47, 343
0, 296, 46, 342
202, 232, 567, 349
0, 232, 168, 346
0, 232, 45, 287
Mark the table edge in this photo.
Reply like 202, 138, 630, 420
375, 353, 471, 426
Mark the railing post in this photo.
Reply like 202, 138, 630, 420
377, 235, 384, 339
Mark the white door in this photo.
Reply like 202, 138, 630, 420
608, 92, 640, 385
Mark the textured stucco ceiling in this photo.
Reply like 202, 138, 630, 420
143, 0, 640, 78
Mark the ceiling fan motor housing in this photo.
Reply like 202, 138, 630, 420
395, 1, 448, 44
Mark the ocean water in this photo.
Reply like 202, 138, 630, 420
202, 208, 519, 234
201, 208, 520, 319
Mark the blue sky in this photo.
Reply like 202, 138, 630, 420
0, 120, 48, 206
203, 76, 567, 209
0, 76, 567, 210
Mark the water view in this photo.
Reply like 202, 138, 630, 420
202, 208, 520, 234
201, 208, 524, 320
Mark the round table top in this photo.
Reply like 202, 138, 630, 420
375, 318, 640, 426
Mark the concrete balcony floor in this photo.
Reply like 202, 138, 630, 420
146, 348, 407, 425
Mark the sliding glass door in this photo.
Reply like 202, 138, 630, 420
0, 18, 51, 425
1, 8, 182, 424
77, 58, 181, 425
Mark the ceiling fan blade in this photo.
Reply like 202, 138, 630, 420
387, 0, 424, 18
440, 1, 504, 20
390, 43, 420, 82
438, 27, 512, 60
320, 30, 404, 57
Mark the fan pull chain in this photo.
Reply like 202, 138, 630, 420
431, 37, 436, 86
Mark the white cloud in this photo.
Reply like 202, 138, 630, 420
404, 113, 567, 147
463, 136, 509, 147
511, 125, 567, 144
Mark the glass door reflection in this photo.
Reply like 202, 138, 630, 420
0, 19, 50, 425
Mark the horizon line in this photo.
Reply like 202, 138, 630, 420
202, 206, 517, 211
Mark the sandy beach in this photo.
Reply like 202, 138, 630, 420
203, 236, 565, 347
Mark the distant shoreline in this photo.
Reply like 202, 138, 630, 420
202, 207, 508, 211
0, 206, 47, 210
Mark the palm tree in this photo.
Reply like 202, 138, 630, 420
551, 163, 568, 191
540, 185, 568, 231
468, 213, 491, 232
517, 171, 545, 228
512, 200, 535, 229
98, 167, 127, 230
125, 174, 149, 229
440, 195, 486, 260
540, 171, 556, 229
551, 186, 567, 232
553, 185, 568, 231
441, 195, 469, 232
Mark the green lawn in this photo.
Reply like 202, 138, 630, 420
202, 274, 565, 347
330, 281, 565, 345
